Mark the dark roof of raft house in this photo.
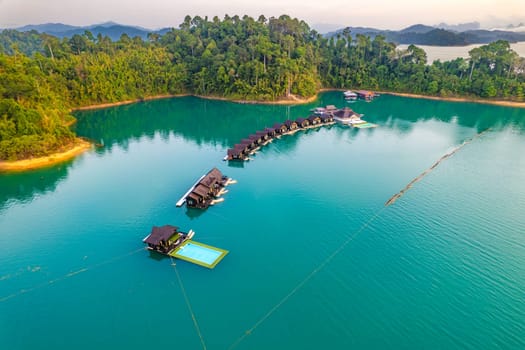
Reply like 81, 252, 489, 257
144, 225, 178, 245
333, 107, 355, 118
205, 167, 222, 183
193, 183, 211, 197
296, 117, 309, 125
284, 120, 297, 127
228, 145, 246, 156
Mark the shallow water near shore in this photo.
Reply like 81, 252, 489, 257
1, 92, 525, 349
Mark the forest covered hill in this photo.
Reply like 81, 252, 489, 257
1, 15, 524, 161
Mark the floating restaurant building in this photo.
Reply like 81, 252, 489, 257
143, 225, 194, 255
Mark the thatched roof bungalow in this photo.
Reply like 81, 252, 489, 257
284, 120, 298, 131
296, 117, 310, 128
308, 115, 322, 125
273, 123, 288, 134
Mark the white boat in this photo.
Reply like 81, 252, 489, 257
343, 90, 357, 99
311, 107, 326, 115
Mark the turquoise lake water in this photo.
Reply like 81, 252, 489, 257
1, 92, 525, 349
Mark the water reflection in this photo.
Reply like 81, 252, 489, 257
3, 93, 524, 210
74, 96, 292, 153
74, 94, 524, 154
0, 162, 72, 211
350, 95, 525, 134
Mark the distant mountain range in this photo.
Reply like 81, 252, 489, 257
327, 23, 525, 46
5, 21, 525, 46
10, 22, 172, 41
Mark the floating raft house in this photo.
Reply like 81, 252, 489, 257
170, 240, 229, 269
224, 104, 375, 162
177, 167, 230, 209
143, 225, 227, 268
143, 225, 194, 255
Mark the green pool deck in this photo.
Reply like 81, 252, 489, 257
354, 122, 378, 129
169, 240, 228, 269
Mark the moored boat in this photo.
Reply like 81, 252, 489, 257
343, 90, 357, 99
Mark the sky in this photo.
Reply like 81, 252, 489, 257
1, 0, 524, 31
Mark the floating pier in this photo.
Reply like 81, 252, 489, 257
170, 240, 229, 269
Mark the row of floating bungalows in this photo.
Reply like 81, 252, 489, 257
226, 113, 335, 161
185, 167, 229, 209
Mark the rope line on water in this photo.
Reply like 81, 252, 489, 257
0, 247, 145, 303
227, 207, 387, 350
228, 130, 492, 349
385, 129, 491, 206
171, 257, 207, 350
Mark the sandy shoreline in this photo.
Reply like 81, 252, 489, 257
378, 91, 525, 108
73, 93, 318, 111
72, 94, 188, 111
74, 90, 525, 111
0, 138, 92, 172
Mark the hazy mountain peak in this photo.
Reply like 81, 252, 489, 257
15, 23, 79, 32
435, 22, 480, 32
399, 24, 435, 34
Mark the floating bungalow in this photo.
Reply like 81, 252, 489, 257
240, 138, 256, 150
356, 90, 375, 100
308, 115, 322, 125
248, 134, 263, 146
284, 120, 299, 132
320, 113, 334, 123
264, 127, 277, 138
255, 130, 270, 143
273, 123, 288, 135
143, 225, 194, 255
227, 144, 249, 161
181, 167, 229, 209
296, 117, 310, 128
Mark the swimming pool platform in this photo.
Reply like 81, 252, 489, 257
354, 122, 377, 129
170, 240, 228, 269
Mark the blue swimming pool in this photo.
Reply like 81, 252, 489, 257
171, 241, 228, 268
